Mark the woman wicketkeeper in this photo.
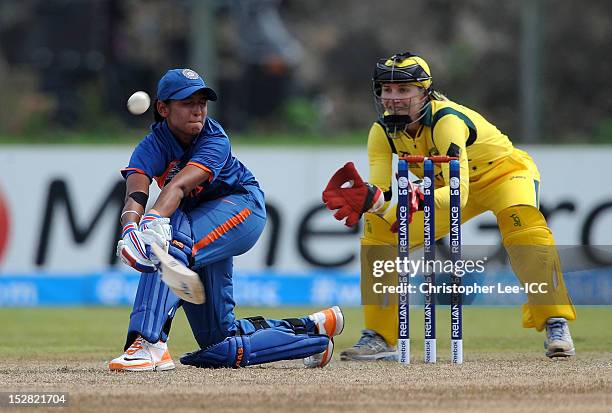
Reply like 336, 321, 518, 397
322, 52, 575, 361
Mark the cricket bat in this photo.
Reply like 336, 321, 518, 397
151, 243, 205, 304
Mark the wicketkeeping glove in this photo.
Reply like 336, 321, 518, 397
117, 222, 157, 273
322, 162, 384, 227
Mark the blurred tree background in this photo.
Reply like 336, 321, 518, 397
0, 0, 611, 144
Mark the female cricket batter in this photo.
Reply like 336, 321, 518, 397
322, 52, 575, 361
110, 68, 343, 371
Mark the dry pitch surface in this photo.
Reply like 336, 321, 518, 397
3, 307, 612, 412
2, 354, 611, 413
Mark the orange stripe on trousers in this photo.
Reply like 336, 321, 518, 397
192, 208, 252, 255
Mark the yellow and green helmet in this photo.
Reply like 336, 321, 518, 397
372, 52, 433, 96
372, 52, 434, 136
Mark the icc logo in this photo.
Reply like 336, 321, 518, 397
0, 186, 10, 264
398, 177, 409, 189
450, 177, 460, 189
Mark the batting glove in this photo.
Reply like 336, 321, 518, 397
117, 222, 157, 273
139, 213, 171, 245
139, 213, 172, 265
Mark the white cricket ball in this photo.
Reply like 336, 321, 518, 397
127, 91, 151, 115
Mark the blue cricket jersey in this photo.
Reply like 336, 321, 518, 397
121, 118, 259, 209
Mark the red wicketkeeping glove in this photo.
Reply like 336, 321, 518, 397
390, 180, 425, 232
322, 162, 384, 227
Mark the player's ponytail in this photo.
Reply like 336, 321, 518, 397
429, 89, 449, 101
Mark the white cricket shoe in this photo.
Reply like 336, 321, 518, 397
544, 317, 575, 358
303, 306, 344, 368
340, 329, 398, 361
109, 335, 175, 371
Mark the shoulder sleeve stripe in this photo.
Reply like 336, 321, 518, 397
187, 161, 214, 182
121, 167, 147, 175
431, 108, 478, 146
121, 167, 151, 181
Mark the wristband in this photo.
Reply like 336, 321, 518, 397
120, 210, 142, 223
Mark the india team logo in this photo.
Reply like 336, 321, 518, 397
398, 176, 409, 189
182, 69, 200, 80
423, 176, 432, 189
450, 177, 460, 189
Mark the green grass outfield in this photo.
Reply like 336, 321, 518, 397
3, 306, 611, 361
0, 131, 366, 146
